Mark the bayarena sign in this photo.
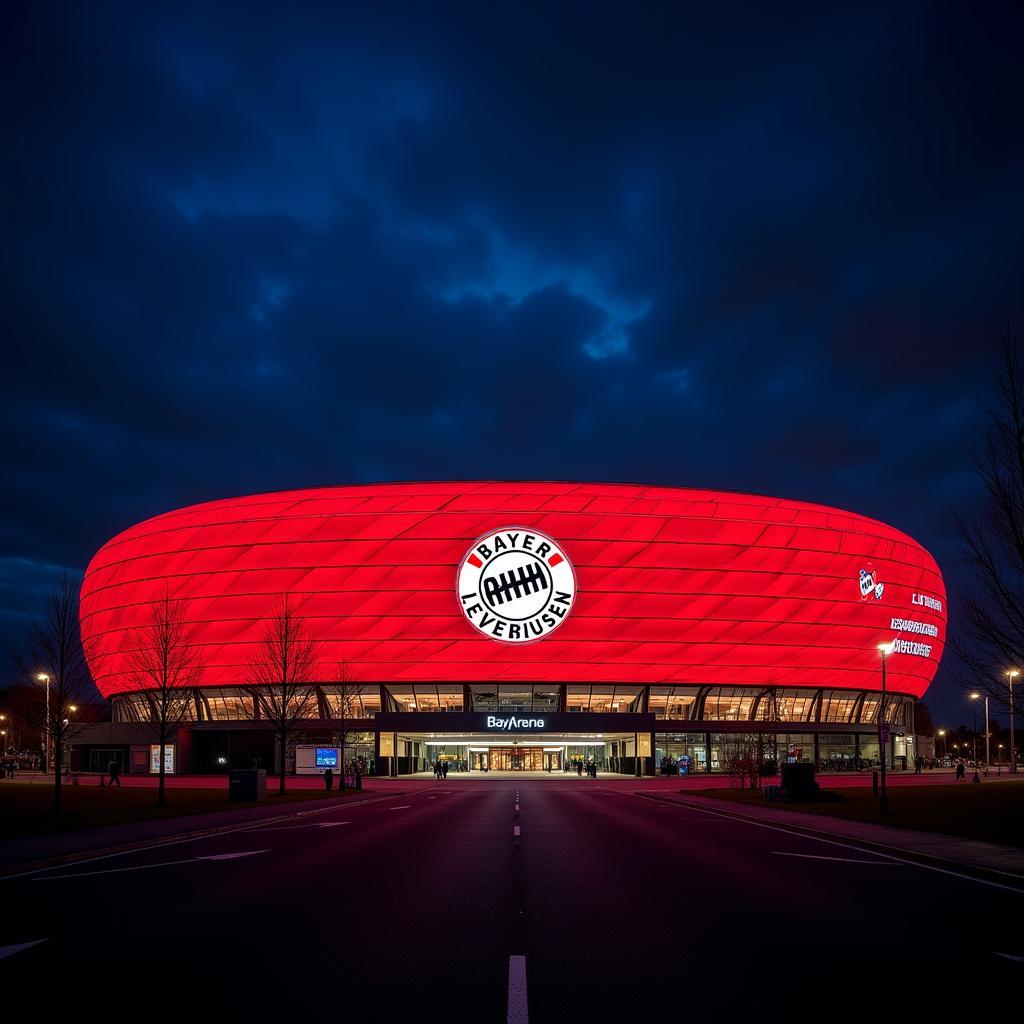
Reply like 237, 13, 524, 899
457, 527, 576, 643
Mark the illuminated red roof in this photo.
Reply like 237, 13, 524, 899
80, 482, 946, 699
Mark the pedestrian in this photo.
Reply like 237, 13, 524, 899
576, 761, 582, 777
955, 759, 965, 782
323, 767, 334, 791
442, 761, 449, 779
107, 760, 121, 786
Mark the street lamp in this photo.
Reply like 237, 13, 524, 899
1008, 670, 1019, 775
969, 692, 989, 772
877, 642, 893, 815
36, 673, 50, 773
937, 728, 946, 761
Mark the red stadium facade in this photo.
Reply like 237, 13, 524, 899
76, 482, 946, 777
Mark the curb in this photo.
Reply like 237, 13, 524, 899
633, 791, 1024, 889
0, 789, 409, 879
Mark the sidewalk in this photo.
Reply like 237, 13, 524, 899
0, 787, 406, 876
649, 791, 1024, 884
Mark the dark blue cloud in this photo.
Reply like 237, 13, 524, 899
3, 1, 1022, 722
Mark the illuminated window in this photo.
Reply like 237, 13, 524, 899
566, 685, 642, 712
820, 691, 858, 723
385, 687, 418, 712
755, 689, 818, 722
566, 686, 591, 712
648, 688, 700, 720
703, 688, 755, 720
204, 690, 251, 721
323, 687, 382, 718
470, 686, 498, 711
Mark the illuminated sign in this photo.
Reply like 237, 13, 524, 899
486, 715, 546, 731
890, 617, 939, 637
890, 638, 932, 657
458, 528, 576, 643
315, 747, 339, 769
858, 566, 884, 601
912, 593, 943, 612
149, 744, 175, 774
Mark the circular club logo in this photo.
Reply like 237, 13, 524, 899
457, 527, 576, 643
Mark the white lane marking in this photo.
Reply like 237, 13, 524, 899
513, 825, 521, 837
389, 805, 411, 810
632, 795, 1024, 895
507, 954, 528, 1024
772, 851, 902, 865
32, 849, 270, 881
994, 951, 1024, 961
199, 851, 270, 861
0, 940, 46, 959
514, 804, 520, 812
244, 821, 351, 833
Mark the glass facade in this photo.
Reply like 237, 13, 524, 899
468, 685, 558, 712
654, 733, 709, 773
703, 688, 757, 720
566, 685, 642, 712
322, 688, 382, 718
648, 687, 700, 720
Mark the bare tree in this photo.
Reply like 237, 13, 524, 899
956, 328, 1024, 730
334, 659, 365, 791
246, 595, 321, 795
124, 589, 203, 805
14, 572, 94, 813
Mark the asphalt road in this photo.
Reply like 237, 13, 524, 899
3, 781, 1022, 1015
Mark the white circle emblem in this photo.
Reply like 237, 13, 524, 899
457, 527, 577, 643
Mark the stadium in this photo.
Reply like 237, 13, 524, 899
74, 481, 946, 777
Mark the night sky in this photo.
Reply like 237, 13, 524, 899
4, 3, 1022, 723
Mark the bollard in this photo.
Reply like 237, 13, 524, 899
872, 769, 879, 796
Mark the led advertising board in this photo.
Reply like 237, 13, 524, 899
315, 747, 339, 769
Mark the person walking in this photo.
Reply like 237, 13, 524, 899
442, 760, 449, 779
323, 767, 334, 791
955, 759, 965, 782
107, 760, 121, 786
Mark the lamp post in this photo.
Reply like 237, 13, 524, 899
1009, 670, 1019, 775
969, 693, 989, 770
877, 642, 893, 815
937, 728, 946, 761
968, 694, 978, 765
36, 673, 50, 773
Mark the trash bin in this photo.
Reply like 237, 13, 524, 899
229, 769, 267, 801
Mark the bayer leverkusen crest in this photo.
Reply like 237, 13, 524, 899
457, 527, 577, 643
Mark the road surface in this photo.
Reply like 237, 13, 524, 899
3, 780, 1021, 1015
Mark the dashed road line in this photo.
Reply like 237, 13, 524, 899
507, 954, 528, 1024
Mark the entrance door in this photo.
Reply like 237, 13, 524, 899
490, 747, 543, 770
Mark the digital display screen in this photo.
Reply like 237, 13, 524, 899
315, 748, 338, 769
